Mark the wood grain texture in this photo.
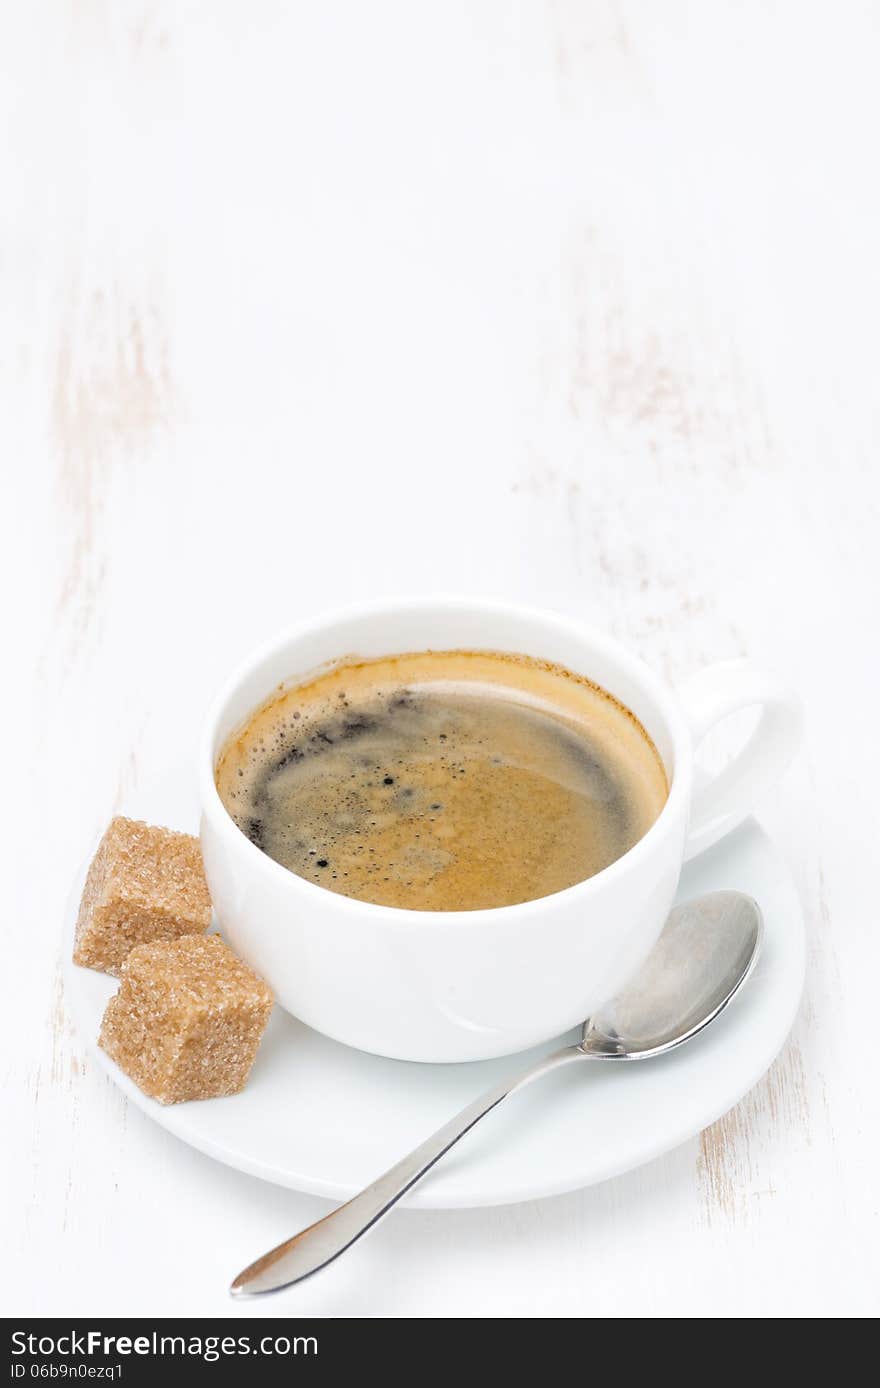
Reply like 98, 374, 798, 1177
2, 0, 878, 1318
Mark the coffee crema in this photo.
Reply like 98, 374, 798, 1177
215, 650, 668, 911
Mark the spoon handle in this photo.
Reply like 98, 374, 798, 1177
230, 1043, 585, 1296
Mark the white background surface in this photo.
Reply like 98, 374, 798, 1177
2, 1, 879, 1319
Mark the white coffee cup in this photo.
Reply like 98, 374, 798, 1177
199, 598, 801, 1063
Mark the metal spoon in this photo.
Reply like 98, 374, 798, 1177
230, 889, 762, 1297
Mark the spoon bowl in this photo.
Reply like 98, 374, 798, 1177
582, 890, 762, 1059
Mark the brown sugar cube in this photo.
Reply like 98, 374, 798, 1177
73, 816, 212, 976
99, 934, 273, 1104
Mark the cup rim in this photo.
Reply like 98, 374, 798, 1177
198, 596, 692, 926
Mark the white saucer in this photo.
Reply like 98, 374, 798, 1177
64, 779, 804, 1210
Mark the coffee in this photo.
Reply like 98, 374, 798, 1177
215, 650, 668, 911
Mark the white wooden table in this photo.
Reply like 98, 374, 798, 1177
3, 1, 879, 1319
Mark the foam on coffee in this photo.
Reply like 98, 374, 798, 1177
215, 650, 668, 911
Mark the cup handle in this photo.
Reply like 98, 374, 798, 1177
677, 659, 803, 861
